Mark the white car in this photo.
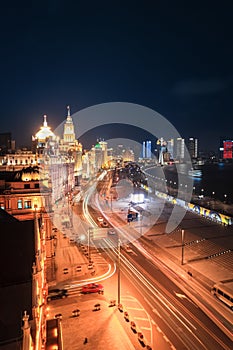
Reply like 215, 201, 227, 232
97, 216, 103, 222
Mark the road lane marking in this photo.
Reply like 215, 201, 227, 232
141, 326, 152, 331
126, 307, 144, 311
134, 317, 150, 321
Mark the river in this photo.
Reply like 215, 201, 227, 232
145, 162, 233, 204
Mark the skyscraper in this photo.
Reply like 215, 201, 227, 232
175, 137, 185, 161
219, 138, 233, 160
187, 137, 198, 158
142, 140, 152, 159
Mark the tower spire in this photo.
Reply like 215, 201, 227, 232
67, 105, 70, 117
43, 115, 47, 127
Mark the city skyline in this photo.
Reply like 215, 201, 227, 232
0, 113, 231, 159
0, 1, 233, 152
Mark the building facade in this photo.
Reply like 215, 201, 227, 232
187, 137, 198, 159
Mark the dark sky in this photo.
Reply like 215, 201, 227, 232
1, 1, 233, 152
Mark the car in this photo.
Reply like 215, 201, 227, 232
97, 216, 104, 222
108, 228, 116, 235
81, 283, 104, 294
47, 288, 68, 301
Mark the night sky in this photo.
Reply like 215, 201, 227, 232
1, 1, 233, 152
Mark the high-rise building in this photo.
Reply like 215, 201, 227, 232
142, 140, 152, 158
166, 139, 174, 160
187, 137, 198, 158
175, 137, 185, 161
219, 138, 233, 160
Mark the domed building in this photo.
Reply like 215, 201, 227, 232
32, 115, 58, 159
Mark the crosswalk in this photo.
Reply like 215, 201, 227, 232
120, 295, 153, 347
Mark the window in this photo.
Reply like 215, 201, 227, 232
24, 200, 31, 209
17, 199, 23, 209
34, 183, 39, 188
24, 184, 30, 189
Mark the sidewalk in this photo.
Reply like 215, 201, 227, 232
49, 299, 143, 350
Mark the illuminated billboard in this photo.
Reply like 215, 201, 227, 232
130, 193, 144, 204
223, 140, 233, 159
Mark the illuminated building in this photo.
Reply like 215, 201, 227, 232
142, 140, 152, 159
122, 148, 135, 162
99, 140, 108, 167
219, 138, 233, 160
175, 137, 185, 161
59, 106, 83, 185
166, 139, 174, 159
0, 150, 38, 171
94, 141, 103, 172
32, 115, 57, 159
157, 137, 167, 165
187, 137, 198, 159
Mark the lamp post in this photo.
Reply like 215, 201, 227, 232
140, 210, 143, 235
87, 228, 92, 263
117, 238, 121, 305
181, 229, 185, 265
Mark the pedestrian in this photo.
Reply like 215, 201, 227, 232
83, 337, 88, 344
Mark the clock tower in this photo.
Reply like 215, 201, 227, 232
63, 105, 76, 143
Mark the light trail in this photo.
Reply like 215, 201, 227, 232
66, 263, 116, 289
99, 237, 230, 350
81, 171, 232, 349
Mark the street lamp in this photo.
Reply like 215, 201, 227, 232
200, 188, 204, 199
212, 191, 215, 202
181, 229, 185, 265
224, 194, 227, 203
117, 238, 121, 305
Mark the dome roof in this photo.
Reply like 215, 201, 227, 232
35, 115, 55, 140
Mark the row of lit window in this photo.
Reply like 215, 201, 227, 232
0, 200, 32, 210
8, 159, 36, 164
17, 199, 32, 209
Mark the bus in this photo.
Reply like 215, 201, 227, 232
211, 282, 233, 311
